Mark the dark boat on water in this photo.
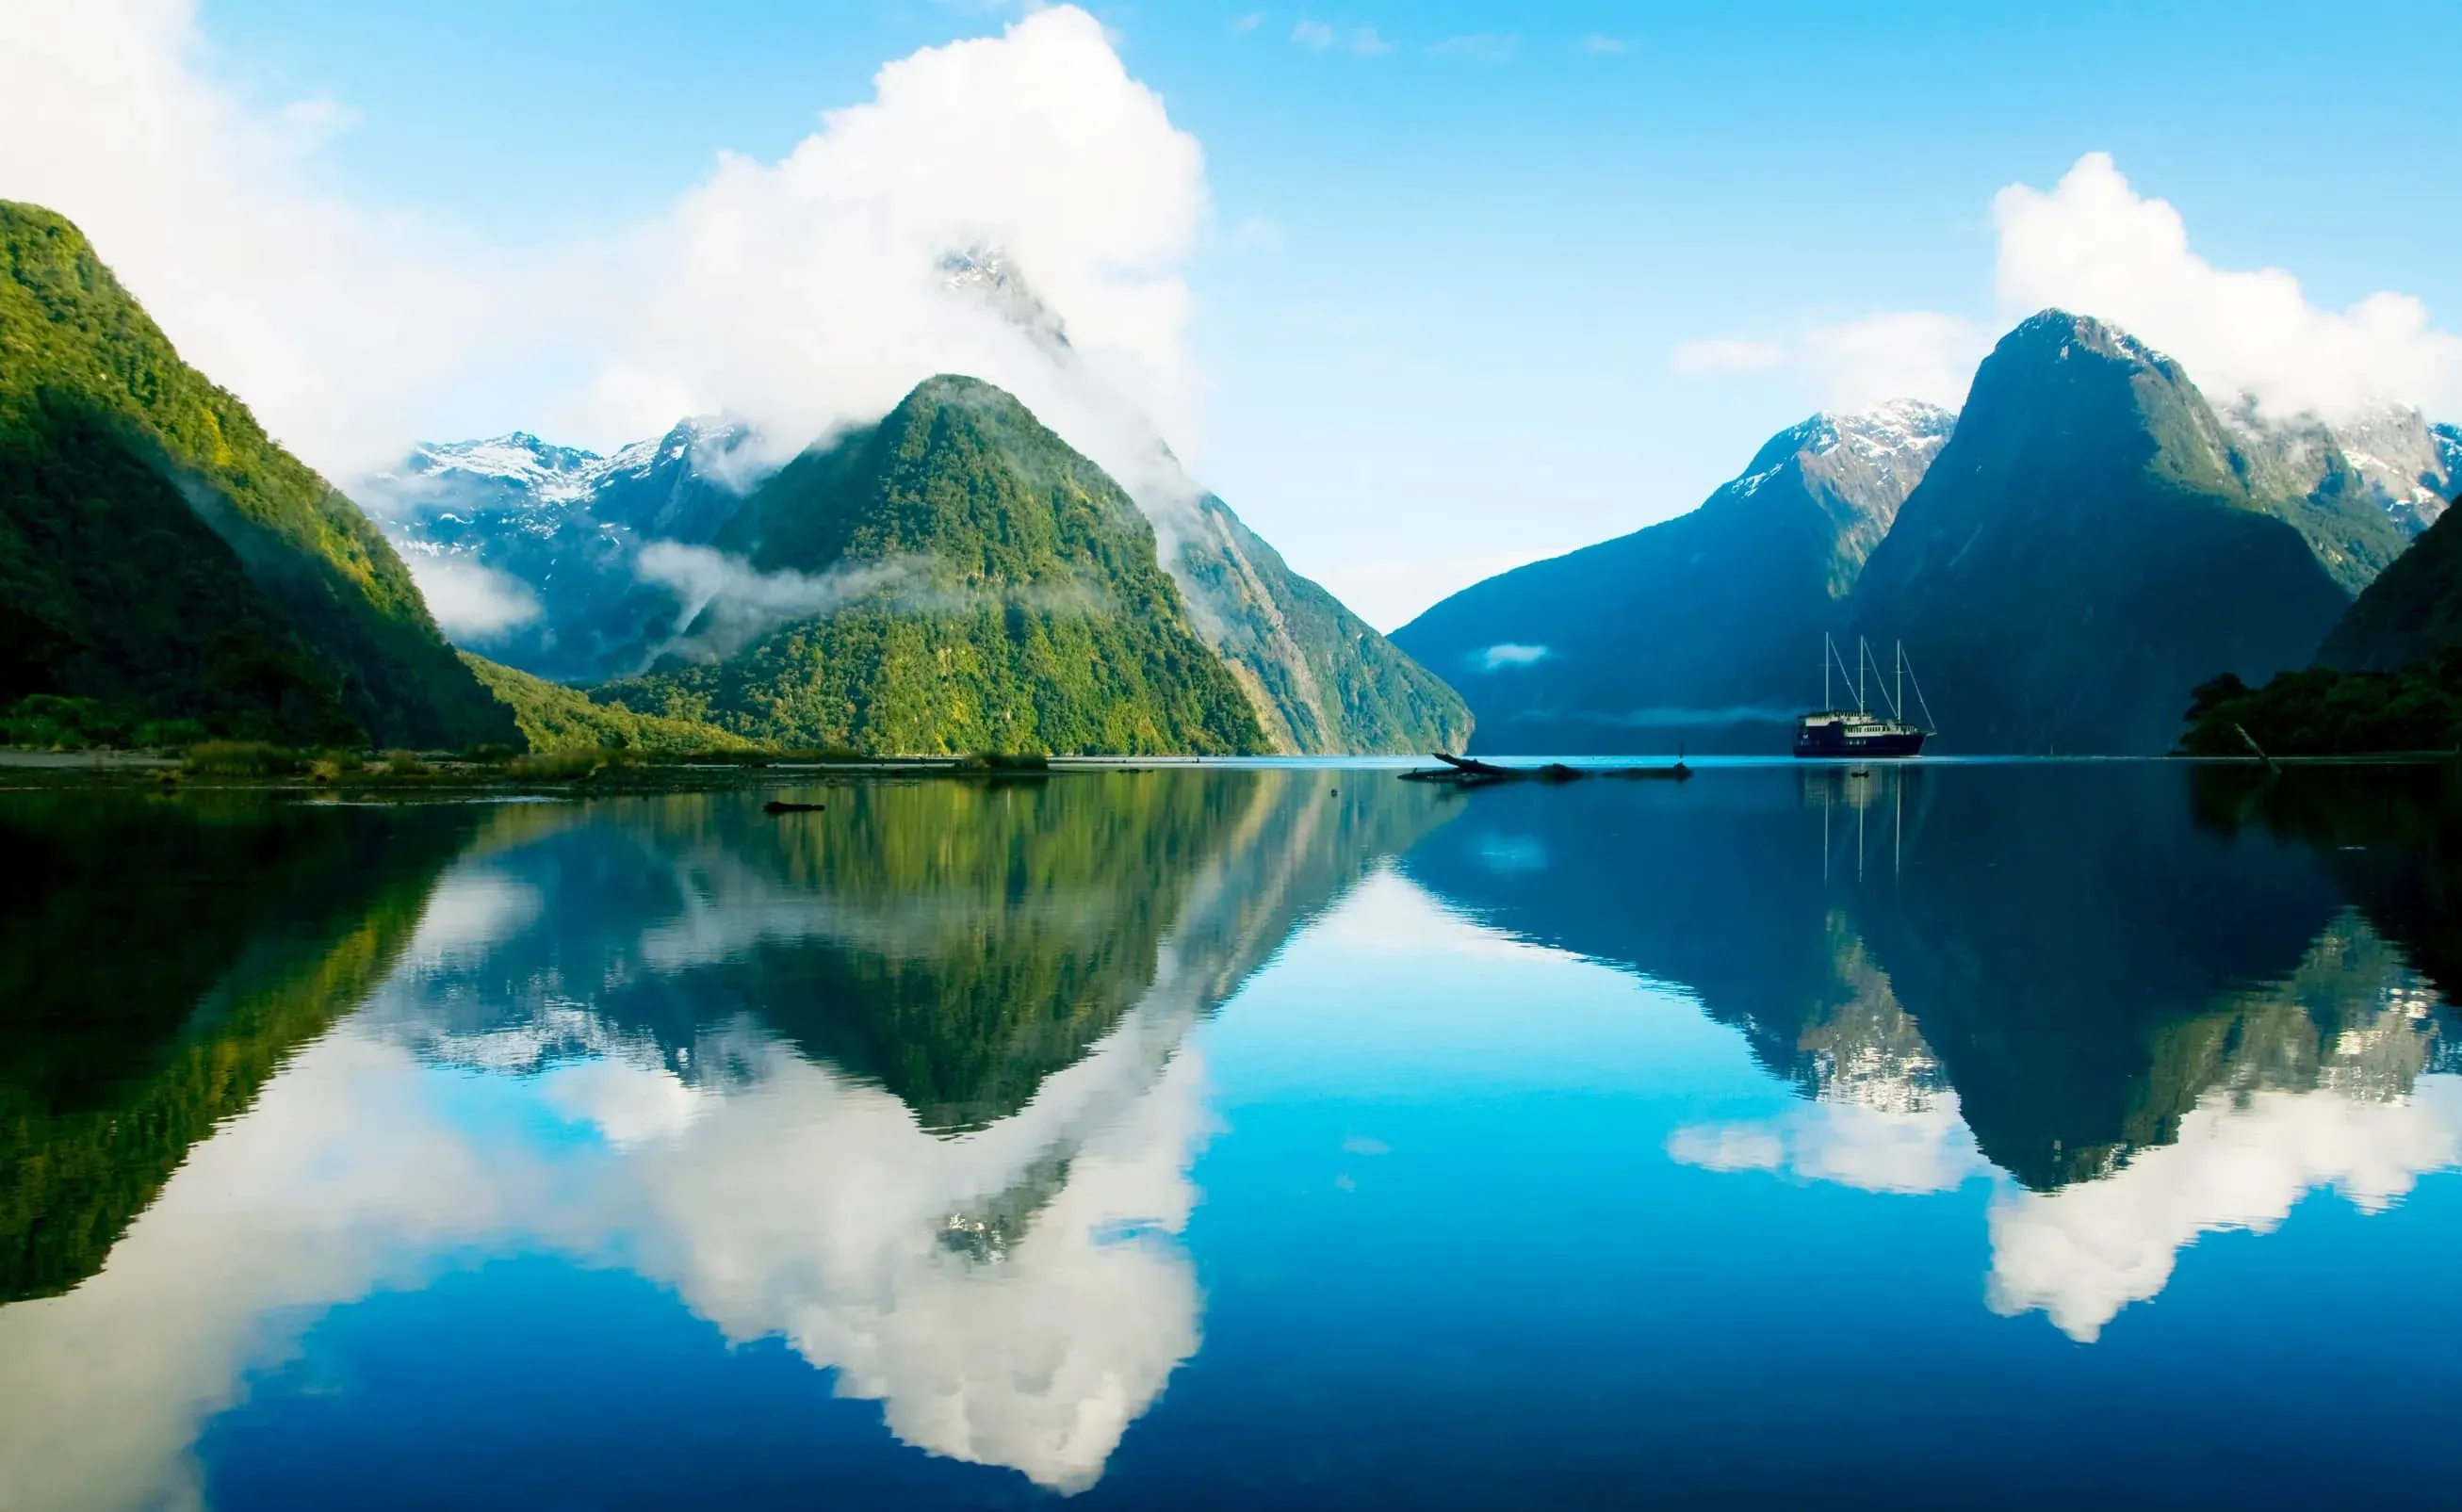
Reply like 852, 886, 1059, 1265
1793, 635, 1933, 758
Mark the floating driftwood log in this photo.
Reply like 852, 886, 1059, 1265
763, 799, 826, 814
1398, 752, 1691, 787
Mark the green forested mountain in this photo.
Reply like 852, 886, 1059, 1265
1167, 489, 1471, 753
0, 202, 512, 747
458, 651, 749, 754
597, 375, 1267, 755
1391, 401, 1954, 753
1851, 311, 2405, 754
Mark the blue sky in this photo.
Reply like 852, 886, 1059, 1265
11, 1, 2462, 626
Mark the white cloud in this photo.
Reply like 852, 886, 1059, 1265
1231, 12, 1266, 35
1987, 1077, 2462, 1341
0, 0, 530, 475
1682, 152, 2462, 423
1581, 35, 1631, 55
1668, 316, 1983, 412
1797, 312, 1987, 413
1992, 152, 2462, 420
592, 7, 1209, 475
401, 557, 545, 638
1476, 642, 1549, 671
1669, 1093, 1987, 1197
1671, 338, 1788, 375
0, 4, 1213, 499
1430, 33, 1519, 62
1293, 19, 1389, 57
634, 542, 935, 661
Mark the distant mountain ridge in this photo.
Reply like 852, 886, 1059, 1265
0, 201, 512, 747
358, 418, 758, 683
1391, 398, 1955, 754
1406, 305, 2443, 756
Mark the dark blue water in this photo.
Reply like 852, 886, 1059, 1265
4, 763, 2459, 1508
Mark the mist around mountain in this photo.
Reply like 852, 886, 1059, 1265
354, 246, 1469, 756
0, 203, 514, 748
356, 420, 762, 684
931, 247, 1472, 755
1851, 312, 2407, 754
1392, 401, 1955, 755
595, 375, 1270, 756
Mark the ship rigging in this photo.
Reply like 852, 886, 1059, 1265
1792, 635, 1935, 758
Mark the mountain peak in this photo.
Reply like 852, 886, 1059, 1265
2000, 308, 2171, 373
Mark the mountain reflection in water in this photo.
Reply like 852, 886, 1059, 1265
1408, 763, 2462, 1341
2, 762, 2460, 1507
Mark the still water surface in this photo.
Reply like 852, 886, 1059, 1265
4, 763, 2461, 1508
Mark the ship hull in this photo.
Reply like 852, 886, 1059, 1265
1790, 724, 1927, 759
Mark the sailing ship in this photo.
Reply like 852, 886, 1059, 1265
1792, 635, 1933, 758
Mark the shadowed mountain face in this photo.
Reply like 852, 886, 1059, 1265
0, 203, 514, 748
0, 796, 479, 1299
2314, 487, 2462, 673
1392, 401, 1954, 755
1399, 764, 2453, 1193
1851, 312, 2406, 754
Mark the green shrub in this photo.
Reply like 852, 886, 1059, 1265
133, 718, 210, 749
0, 694, 133, 749
380, 750, 432, 777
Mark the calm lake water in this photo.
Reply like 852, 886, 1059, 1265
6, 762, 2462, 1509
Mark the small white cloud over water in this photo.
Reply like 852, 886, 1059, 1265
1669, 1093, 1987, 1197
1476, 642, 1549, 672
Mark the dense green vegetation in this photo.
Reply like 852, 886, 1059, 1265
1851, 311, 2397, 754
0, 202, 513, 748
458, 651, 749, 754
2177, 656, 2462, 756
598, 375, 1267, 756
0, 798, 473, 1298
1171, 491, 1472, 753
1394, 403, 1953, 754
